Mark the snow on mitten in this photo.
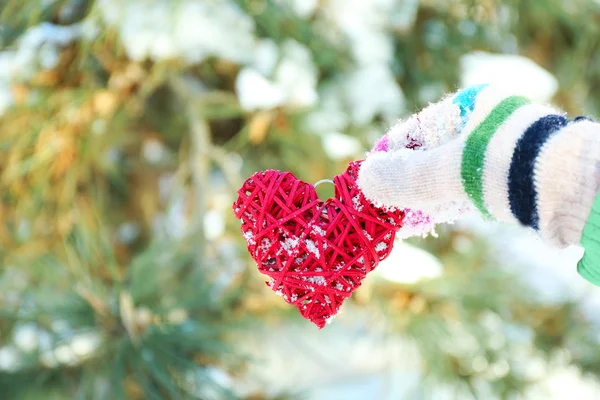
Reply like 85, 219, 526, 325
357, 84, 600, 285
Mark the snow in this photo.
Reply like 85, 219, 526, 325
204, 209, 225, 240
53, 344, 76, 365
161, 195, 189, 239
302, 83, 350, 134
456, 214, 592, 307
194, 367, 235, 399
344, 64, 405, 125
236, 40, 318, 111
304, 275, 327, 286
251, 39, 279, 76
142, 138, 167, 164
281, 237, 299, 254
275, 40, 319, 108
351, 195, 365, 212
460, 51, 559, 102
0, 21, 93, 117
300, 0, 408, 140
322, 0, 396, 66
276, 0, 319, 18
305, 239, 320, 259
388, 0, 419, 31
322, 132, 363, 160
260, 238, 272, 252
13, 323, 38, 352
312, 0, 407, 128
312, 226, 327, 236
236, 68, 286, 111
242, 230, 256, 245
525, 365, 600, 399
233, 308, 426, 398
118, 221, 140, 244
374, 242, 387, 252
39, 331, 99, 367
99, 0, 255, 64
374, 240, 443, 284
0, 346, 20, 371
70, 332, 101, 358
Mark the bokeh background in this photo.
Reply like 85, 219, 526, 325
2, 0, 600, 399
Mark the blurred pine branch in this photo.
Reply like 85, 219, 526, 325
1, 0, 600, 398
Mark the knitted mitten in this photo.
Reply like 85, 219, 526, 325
357, 84, 600, 285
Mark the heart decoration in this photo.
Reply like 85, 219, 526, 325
233, 161, 405, 328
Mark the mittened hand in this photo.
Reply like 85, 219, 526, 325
358, 84, 600, 249
234, 84, 600, 322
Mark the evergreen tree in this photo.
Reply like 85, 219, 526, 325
1, 0, 600, 398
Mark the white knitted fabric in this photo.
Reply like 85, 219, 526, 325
357, 85, 600, 247
535, 120, 600, 246
358, 138, 467, 212
482, 103, 563, 223
360, 85, 517, 214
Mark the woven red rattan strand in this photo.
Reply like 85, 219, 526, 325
233, 161, 405, 328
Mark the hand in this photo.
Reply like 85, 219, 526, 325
357, 84, 600, 250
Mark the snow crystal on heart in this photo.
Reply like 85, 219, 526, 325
303, 275, 327, 286
334, 262, 345, 271
294, 254, 307, 265
375, 242, 387, 252
243, 230, 256, 245
312, 226, 326, 236
281, 237, 299, 255
260, 238, 272, 252
306, 239, 320, 259
352, 194, 364, 212
362, 229, 373, 241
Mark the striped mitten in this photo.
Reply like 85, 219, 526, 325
357, 84, 600, 285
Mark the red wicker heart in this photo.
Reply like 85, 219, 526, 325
233, 161, 405, 328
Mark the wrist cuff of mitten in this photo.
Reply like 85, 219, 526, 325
459, 91, 600, 247
534, 120, 600, 247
